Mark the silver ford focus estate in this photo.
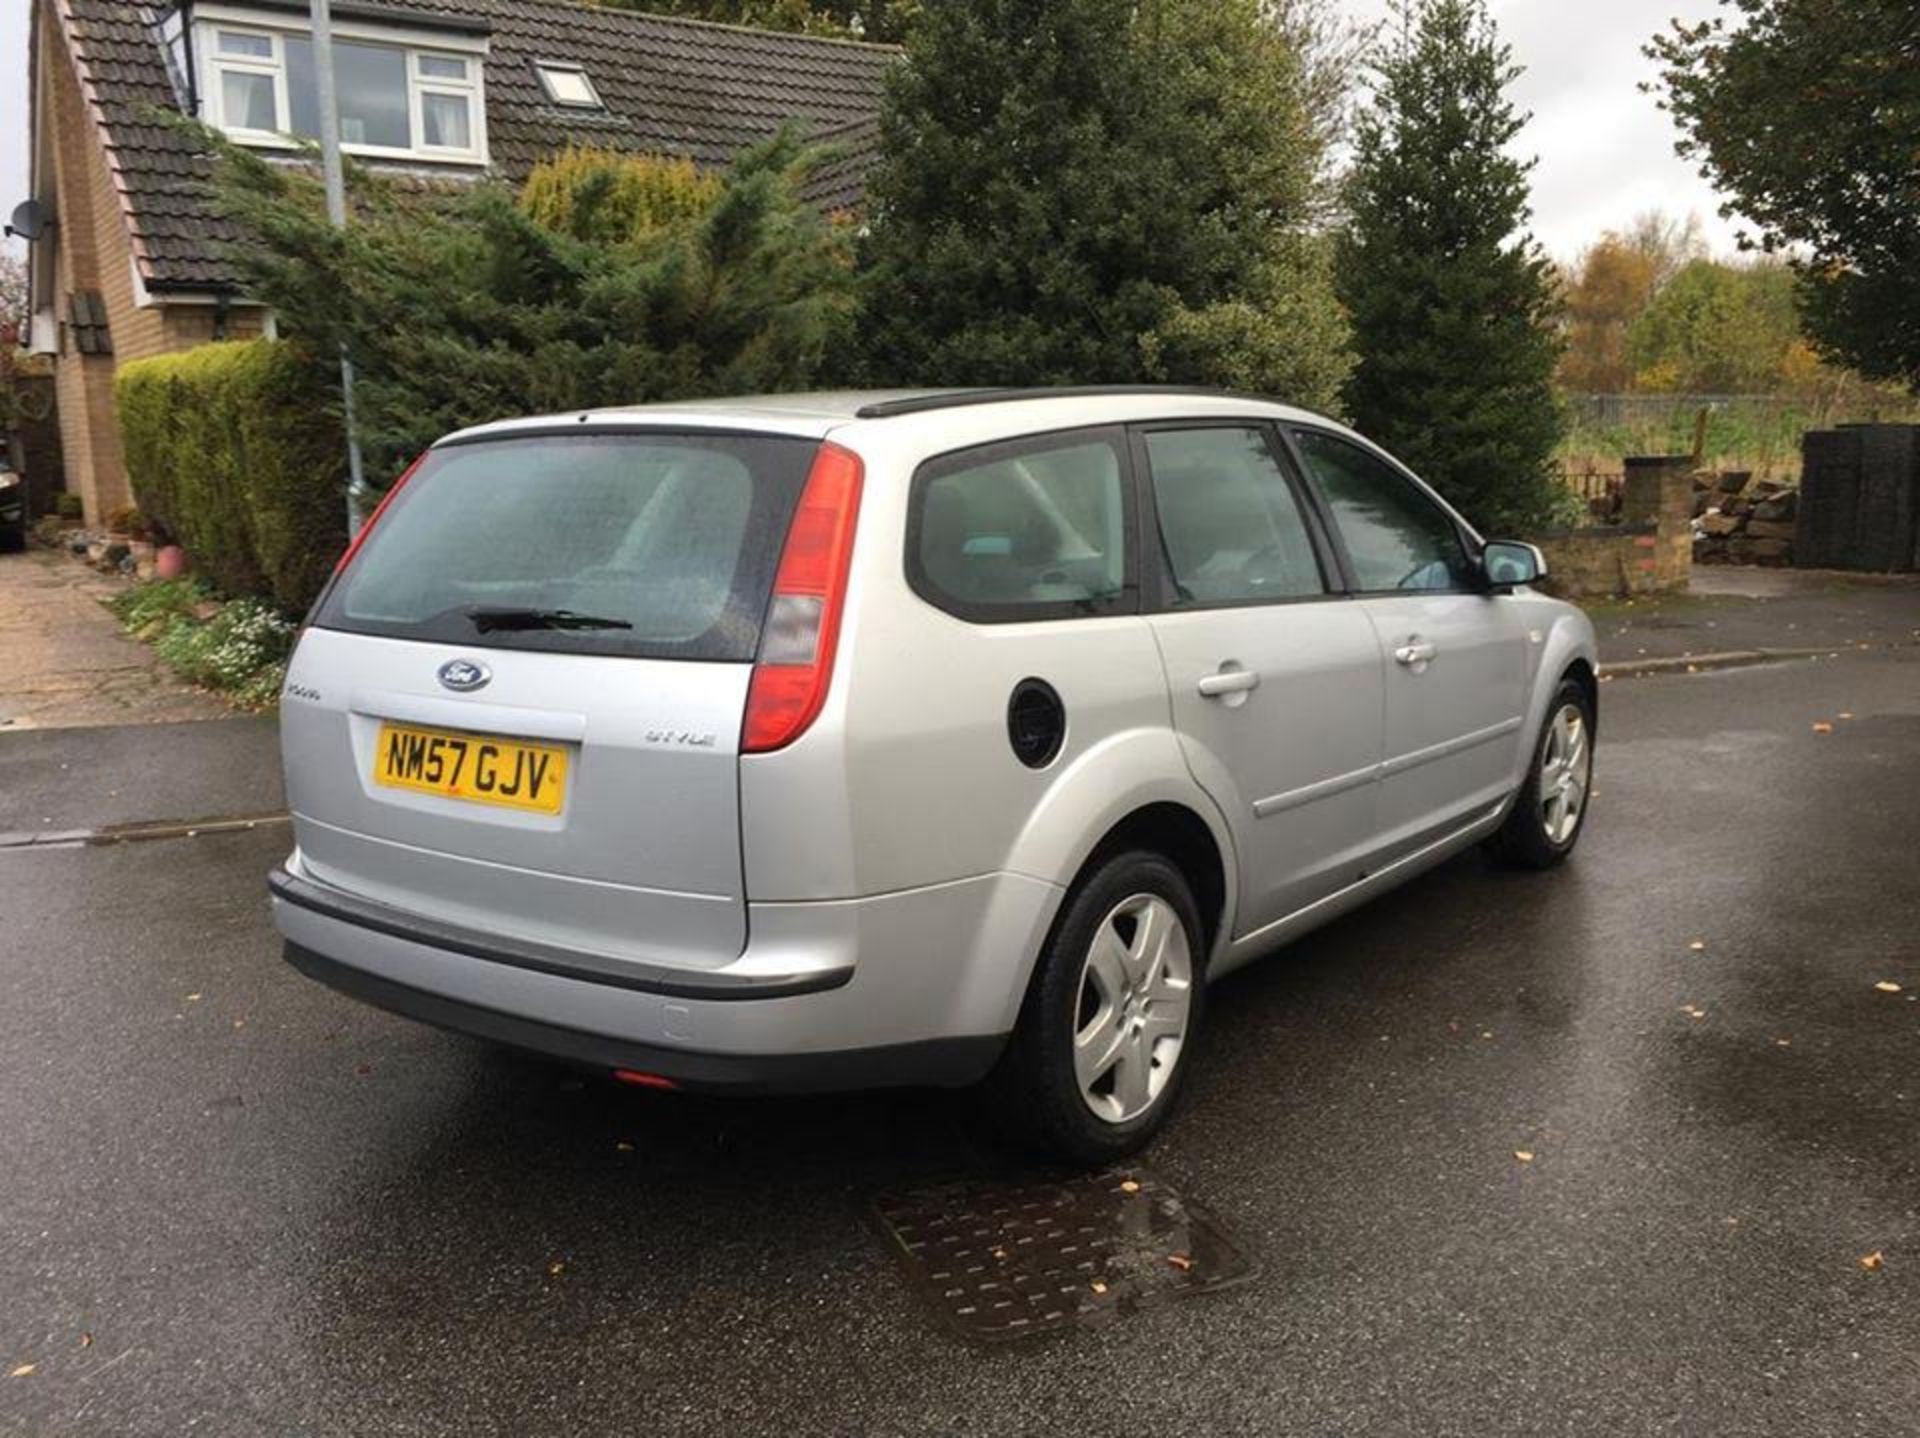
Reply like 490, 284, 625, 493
271, 388, 1598, 1161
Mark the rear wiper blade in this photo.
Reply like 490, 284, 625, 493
463, 607, 634, 633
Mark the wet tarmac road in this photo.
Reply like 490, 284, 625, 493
2, 649, 1916, 1437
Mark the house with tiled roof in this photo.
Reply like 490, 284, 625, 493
20, 0, 893, 521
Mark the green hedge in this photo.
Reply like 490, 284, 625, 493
116, 339, 347, 611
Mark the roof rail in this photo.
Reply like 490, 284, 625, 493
852, 386, 1280, 420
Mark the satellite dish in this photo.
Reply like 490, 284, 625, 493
5, 200, 52, 242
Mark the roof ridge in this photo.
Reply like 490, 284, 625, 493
508, 0, 903, 55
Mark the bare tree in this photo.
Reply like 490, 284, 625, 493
1265, 0, 1375, 220
0, 253, 27, 344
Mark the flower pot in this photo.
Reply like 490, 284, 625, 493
155, 545, 187, 580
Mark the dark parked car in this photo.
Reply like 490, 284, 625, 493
0, 459, 26, 550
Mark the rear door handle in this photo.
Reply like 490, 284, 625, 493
1394, 639, 1437, 668
1197, 667, 1261, 698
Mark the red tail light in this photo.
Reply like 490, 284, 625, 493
612, 1069, 680, 1091
742, 441, 864, 753
333, 452, 426, 577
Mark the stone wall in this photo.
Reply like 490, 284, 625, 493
1694, 473, 1798, 566
1536, 456, 1693, 600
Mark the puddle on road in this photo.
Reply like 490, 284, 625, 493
874, 1167, 1254, 1343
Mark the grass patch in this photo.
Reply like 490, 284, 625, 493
107, 577, 297, 710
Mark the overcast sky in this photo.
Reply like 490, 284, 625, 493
0, 0, 1742, 266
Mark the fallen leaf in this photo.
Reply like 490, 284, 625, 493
79, 1333, 92, 1349
232, 1018, 246, 1030
1839, 712, 1856, 721
1775, 1038, 1792, 1047
1090, 1280, 1108, 1295
1480, 1030, 1495, 1040
1118, 1179, 1141, 1194
1681, 1004, 1707, 1020
615, 1141, 634, 1153
548, 1261, 566, 1276
8, 1365, 33, 1378
185, 993, 202, 1002
1860, 1251, 1884, 1272
1875, 981, 1903, 994
991, 1246, 1008, 1261
1812, 722, 1833, 735
1514, 1150, 1535, 1164
1167, 1253, 1194, 1272
1688, 940, 1707, 952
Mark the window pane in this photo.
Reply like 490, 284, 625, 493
417, 54, 468, 80
217, 30, 273, 58
421, 91, 472, 149
916, 437, 1126, 613
318, 435, 815, 661
220, 69, 278, 131
1146, 428, 1323, 604
537, 64, 600, 107
285, 37, 410, 148
1293, 431, 1471, 592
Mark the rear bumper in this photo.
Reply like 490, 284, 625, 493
283, 940, 1002, 1093
269, 865, 851, 1000
269, 856, 1062, 1094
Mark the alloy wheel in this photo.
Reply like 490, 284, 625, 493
1540, 703, 1591, 846
1072, 893, 1194, 1124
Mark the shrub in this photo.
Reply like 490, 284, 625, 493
208, 129, 857, 483
153, 596, 297, 706
107, 575, 211, 639
115, 339, 347, 611
109, 578, 294, 709
103, 504, 151, 540
520, 147, 722, 248
54, 493, 82, 520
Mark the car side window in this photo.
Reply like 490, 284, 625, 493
1292, 430, 1473, 592
909, 428, 1131, 621
1143, 427, 1325, 605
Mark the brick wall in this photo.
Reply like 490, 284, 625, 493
42, 4, 124, 522
1536, 458, 1694, 601
36, 0, 268, 524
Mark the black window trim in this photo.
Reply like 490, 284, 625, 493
1129, 417, 1354, 615
1280, 423, 1488, 599
903, 422, 1142, 626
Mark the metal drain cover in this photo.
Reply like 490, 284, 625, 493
874, 1167, 1254, 1341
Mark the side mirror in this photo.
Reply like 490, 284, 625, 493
1480, 540, 1545, 590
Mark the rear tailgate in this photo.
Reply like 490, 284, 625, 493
284, 429, 817, 970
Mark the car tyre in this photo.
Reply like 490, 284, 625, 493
1486, 677, 1594, 870
984, 850, 1205, 1165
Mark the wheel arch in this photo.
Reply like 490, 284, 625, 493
1562, 656, 1599, 731
1076, 803, 1231, 958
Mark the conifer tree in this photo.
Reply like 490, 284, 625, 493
855, 0, 1350, 411
1338, 0, 1565, 535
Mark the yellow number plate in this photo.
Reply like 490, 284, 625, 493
373, 723, 569, 815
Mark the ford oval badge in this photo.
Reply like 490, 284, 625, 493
437, 658, 492, 693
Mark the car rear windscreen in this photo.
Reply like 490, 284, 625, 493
314, 432, 817, 661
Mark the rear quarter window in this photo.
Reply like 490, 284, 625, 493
906, 427, 1135, 623
315, 432, 816, 660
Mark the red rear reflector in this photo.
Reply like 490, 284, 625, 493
742, 442, 863, 753
333, 451, 426, 577
612, 1069, 680, 1091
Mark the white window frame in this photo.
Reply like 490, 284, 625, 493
194, 4, 489, 166
533, 62, 603, 110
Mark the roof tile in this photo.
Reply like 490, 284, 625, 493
59, 0, 892, 291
